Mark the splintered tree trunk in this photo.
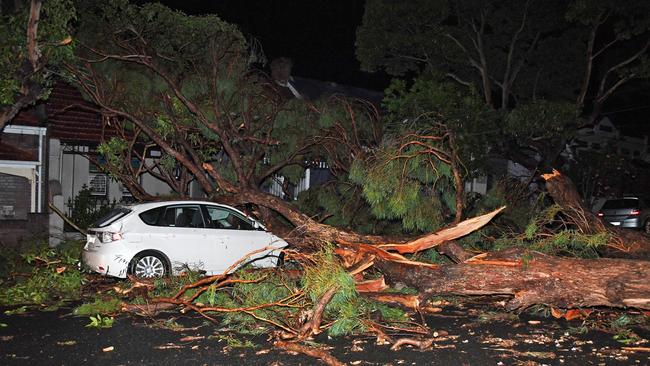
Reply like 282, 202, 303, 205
374, 248, 650, 310
224, 189, 494, 247
542, 169, 650, 258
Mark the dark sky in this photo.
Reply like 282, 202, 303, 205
154, 0, 390, 90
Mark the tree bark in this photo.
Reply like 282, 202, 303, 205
542, 169, 650, 258
374, 247, 650, 311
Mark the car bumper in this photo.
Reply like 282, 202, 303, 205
82, 240, 132, 278
605, 217, 642, 229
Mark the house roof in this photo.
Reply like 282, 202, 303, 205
45, 83, 124, 144
6, 83, 124, 145
289, 76, 383, 105
0, 142, 37, 162
11, 110, 43, 127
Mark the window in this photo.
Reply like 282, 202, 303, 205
591, 143, 601, 150
205, 206, 254, 230
140, 205, 204, 227
603, 199, 639, 210
139, 207, 163, 225
621, 148, 630, 155
93, 208, 131, 228
89, 155, 109, 196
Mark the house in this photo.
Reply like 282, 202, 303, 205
0, 71, 377, 246
2, 57, 413, 246
0, 111, 48, 246
0, 83, 178, 246
570, 116, 650, 162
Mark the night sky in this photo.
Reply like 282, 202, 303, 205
154, 0, 390, 90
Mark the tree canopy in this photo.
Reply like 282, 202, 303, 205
0, 0, 75, 130
356, 0, 650, 117
65, 1, 393, 240
355, 0, 650, 195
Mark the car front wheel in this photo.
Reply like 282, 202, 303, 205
130, 253, 168, 278
644, 220, 650, 234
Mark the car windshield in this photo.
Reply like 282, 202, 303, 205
92, 208, 132, 228
602, 199, 639, 210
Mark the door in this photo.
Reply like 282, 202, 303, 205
143, 204, 214, 273
203, 205, 276, 273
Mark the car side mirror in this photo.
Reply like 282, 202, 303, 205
251, 219, 266, 231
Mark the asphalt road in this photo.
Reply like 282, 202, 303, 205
1, 301, 649, 365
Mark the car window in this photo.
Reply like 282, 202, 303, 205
603, 199, 639, 209
139, 207, 163, 225
93, 208, 131, 228
205, 206, 254, 230
146, 205, 204, 228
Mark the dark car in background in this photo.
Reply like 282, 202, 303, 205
597, 197, 650, 233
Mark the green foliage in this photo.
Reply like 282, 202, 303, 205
504, 100, 578, 141
609, 314, 644, 345
470, 177, 542, 235
356, 0, 650, 198
0, 0, 75, 106
4, 306, 28, 316
192, 269, 296, 334
301, 246, 367, 336
295, 183, 403, 235
356, 0, 447, 75
357, 0, 649, 106
97, 138, 128, 170
74, 297, 122, 316
86, 314, 114, 329
346, 78, 498, 233
210, 334, 256, 348
350, 155, 446, 233
0, 240, 84, 307
173, 245, 408, 337
491, 204, 606, 258
73, 0, 371, 198
357, 0, 568, 96
65, 185, 117, 231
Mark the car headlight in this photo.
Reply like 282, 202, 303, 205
100, 232, 123, 243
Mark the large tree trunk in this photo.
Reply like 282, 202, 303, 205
222, 189, 505, 251
374, 247, 650, 311
221, 188, 406, 246
542, 169, 650, 258
0, 0, 44, 132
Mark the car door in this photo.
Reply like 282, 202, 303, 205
143, 204, 213, 273
202, 205, 277, 273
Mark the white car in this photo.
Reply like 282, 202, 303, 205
82, 200, 287, 278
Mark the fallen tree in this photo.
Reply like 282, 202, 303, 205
542, 169, 650, 258
373, 247, 650, 311
113, 205, 650, 365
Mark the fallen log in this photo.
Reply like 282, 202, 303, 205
374, 248, 650, 311
274, 340, 345, 366
542, 169, 650, 258
377, 207, 505, 254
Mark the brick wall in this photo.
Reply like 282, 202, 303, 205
0, 172, 30, 220
0, 213, 49, 248
0, 173, 49, 248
